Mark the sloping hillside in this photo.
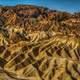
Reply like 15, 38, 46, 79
0, 5, 80, 80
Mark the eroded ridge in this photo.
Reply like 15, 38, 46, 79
0, 5, 80, 80
0, 33, 80, 80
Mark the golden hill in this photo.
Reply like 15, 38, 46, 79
0, 5, 80, 80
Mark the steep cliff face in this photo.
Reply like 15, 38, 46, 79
0, 5, 80, 80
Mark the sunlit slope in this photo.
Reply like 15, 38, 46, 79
0, 5, 80, 80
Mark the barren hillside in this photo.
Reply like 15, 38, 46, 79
0, 5, 80, 80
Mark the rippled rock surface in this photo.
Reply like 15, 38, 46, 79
0, 5, 80, 80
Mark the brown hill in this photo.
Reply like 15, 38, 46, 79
0, 5, 80, 80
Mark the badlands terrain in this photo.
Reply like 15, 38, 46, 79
0, 5, 80, 80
